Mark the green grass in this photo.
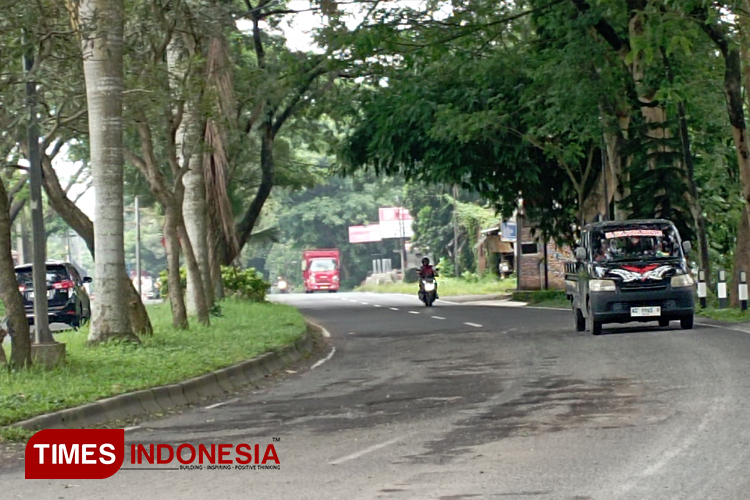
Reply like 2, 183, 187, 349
697, 306, 750, 323
0, 299, 306, 439
512, 290, 570, 309
357, 276, 517, 296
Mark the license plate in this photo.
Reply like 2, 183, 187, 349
27, 290, 54, 300
321, 285, 328, 289
631, 306, 661, 317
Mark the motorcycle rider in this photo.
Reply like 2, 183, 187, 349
417, 257, 438, 300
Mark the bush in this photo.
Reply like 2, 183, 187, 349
404, 267, 419, 283
438, 257, 454, 278
158, 268, 187, 298
221, 266, 270, 302
461, 271, 480, 283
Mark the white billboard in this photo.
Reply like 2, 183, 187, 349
378, 207, 414, 239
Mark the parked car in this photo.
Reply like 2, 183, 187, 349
16, 261, 93, 328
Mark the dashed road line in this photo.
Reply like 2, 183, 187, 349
390, 307, 399, 311
409, 311, 420, 315
124, 426, 141, 432
464, 322, 483, 328
374, 304, 382, 308
431, 316, 445, 320
329, 436, 405, 465
360, 302, 369, 305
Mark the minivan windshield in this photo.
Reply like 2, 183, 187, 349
591, 225, 682, 263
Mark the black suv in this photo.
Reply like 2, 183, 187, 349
16, 262, 92, 328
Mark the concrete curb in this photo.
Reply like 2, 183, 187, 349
7, 321, 322, 432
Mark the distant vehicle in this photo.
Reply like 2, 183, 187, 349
277, 277, 289, 294
419, 275, 438, 307
565, 219, 695, 335
16, 261, 92, 328
302, 249, 340, 293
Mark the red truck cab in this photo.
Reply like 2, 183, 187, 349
302, 249, 340, 293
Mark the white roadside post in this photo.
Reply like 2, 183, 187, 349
697, 270, 707, 309
717, 270, 728, 309
739, 271, 748, 312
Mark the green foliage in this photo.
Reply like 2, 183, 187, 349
437, 257, 454, 278
220, 266, 270, 302
158, 268, 187, 298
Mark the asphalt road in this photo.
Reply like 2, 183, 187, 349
4, 291, 750, 499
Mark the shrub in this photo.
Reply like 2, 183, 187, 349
461, 271, 480, 283
438, 257, 454, 277
404, 267, 419, 283
159, 268, 187, 298
221, 266, 270, 302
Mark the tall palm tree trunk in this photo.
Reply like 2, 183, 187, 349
78, 0, 136, 343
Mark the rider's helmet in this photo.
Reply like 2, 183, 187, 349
421, 257, 430, 266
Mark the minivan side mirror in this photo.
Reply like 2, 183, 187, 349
575, 247, 586, 261
682, 241, 692, 254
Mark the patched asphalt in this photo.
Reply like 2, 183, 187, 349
5, 292, 750, 499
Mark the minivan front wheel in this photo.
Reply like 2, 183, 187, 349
574, 306, 585, 332
680, 315, 694, 330
587, 301, 603, 336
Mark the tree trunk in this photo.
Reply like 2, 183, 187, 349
79, 0, 136, 343
208, 238, 225, 300
226, 127, 275, 265
183, 159, 213, 311
733, 205, 750, 307
0, 178, 31, 367
178, 218, 210, 325
164, 206, 188, 329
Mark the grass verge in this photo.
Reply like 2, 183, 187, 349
696, 306, 750, 323
512, 290, 570, 309
357, 276, 517, 296
0, 299, 306, 440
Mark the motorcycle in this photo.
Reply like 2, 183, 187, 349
277, 278, 289, 294
419, 276, 438, 307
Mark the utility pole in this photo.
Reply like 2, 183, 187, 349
24, 51, 56, 352
135, 196, 141, 297
452, 184, 460, 277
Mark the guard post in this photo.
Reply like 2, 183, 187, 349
718, 270, 728, 309
697, 270, 707, 309
740, 271, 748, 312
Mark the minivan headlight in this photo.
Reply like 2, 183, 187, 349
590, 279, 616, 292
671, 274, 694, 288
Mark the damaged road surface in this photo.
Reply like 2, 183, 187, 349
4, 292, 750, 500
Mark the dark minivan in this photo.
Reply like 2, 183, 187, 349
16, 261, 92, 328
565, 219, 695, 335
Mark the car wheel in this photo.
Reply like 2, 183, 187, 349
659, 318, 670, 327
574, 306, 585, 332
587, 302, 603, 336
680, 315, 694, 330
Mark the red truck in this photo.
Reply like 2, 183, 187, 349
302, 249, 340, 293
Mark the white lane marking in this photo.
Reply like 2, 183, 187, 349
329, 436, 404, 465
124, 426, 141, 432
311, 347, 336, 369
205, 398, 239, 410
360, 302, 369, 305
409, 311, 420, 315
306, 319, 331, 338
390, 307, 399, 311
374, 304, 382, 308
464, 322, 483, 328
431, 316, 445, 320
